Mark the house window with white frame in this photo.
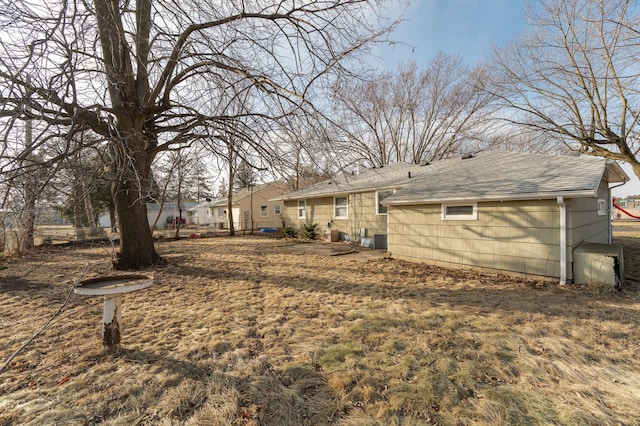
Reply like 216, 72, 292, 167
218, 207, 225, 217
334, 196, 348, 219
441, 203, 478, 220
376, 190, 395, 215
274, 204, 281, 215
298, 200, 306, 218
260, 205, 269, 217
597, 199, 607, 216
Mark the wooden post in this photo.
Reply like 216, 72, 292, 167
103, 295, 122, 347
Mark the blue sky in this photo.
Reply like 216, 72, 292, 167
375, 0, 640, 197
375, 0, 525, 68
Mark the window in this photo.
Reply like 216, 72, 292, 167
260, 205, 269, 217
218, 207, 225, 217
441, 203, 477, 220
598, 199, 607, 216
334, 196, 348, 219
298, 200, 306, 218
376, 190, 395, 215
274, 204, 281, 215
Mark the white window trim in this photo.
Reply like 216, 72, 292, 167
334, 196, 348, 219
298, 200, 306, 219
597, 199, 607, 216
260, 205, 269, 217
441, 203, 478, 220
274, 204, 281, 215
376, 190, 395, 215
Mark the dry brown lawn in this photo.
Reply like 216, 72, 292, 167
1, 228, 639, 425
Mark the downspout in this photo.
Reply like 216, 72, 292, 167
609, 182, 626, 244
557, 196, 567, 285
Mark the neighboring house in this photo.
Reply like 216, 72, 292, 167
98, 201, 197, 230
382, 151, 628, 283
622, 196, 640, 208
276, 161, 430, 242
188, 181, 289, 230
612, 195, 640, 219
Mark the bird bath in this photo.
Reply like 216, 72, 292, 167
74, 274, 153, 347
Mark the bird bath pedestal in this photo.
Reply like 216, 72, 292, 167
74, 275, 153, 347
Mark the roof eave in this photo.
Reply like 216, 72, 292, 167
384, 189, 598, 206
276, 184, 407, 201
605, 160, 630, 183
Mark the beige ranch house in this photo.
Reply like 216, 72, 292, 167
189, 182, 288, 231
277, 151, 629, 283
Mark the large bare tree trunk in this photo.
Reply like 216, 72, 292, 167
95, 0, 159, 269
113, 177, 159, 269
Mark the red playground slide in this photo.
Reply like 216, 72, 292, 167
612, 197, 640, 219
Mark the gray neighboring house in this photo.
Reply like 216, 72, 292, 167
383, 151, 628, 283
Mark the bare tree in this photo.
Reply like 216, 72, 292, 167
272, 113, 336, 190
52, 135, 109, 239
154, 148, 208, 237
332, 56, 492, 167
488, 0, 640, 178
0, 0, 397, 268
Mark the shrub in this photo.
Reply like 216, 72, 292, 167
281, 226, 296, 238
302, 223, 320, 240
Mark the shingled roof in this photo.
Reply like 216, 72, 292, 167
275, 162, 430, 200
384, 151, 628, 205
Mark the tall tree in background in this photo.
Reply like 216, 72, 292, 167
155, 148, 208, 237
332, 56, 492, 167
0, 0, 396, 268
489, 0, 640, 178
274, 114, 335, 190
234, 161, 258, 190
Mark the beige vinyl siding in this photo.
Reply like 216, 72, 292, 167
388, 200, 562, 279
349, 192, 389, 237
567, 184, 610, 247
283, 197, 333, 229
283, 192, 391, 239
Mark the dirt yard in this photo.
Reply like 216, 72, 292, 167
0, 232, 639, 425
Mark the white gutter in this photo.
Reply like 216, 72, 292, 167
557, 196, 567, 285
385, 189, 597, 206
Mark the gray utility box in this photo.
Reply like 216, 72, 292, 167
373, 234, 388, 250
573, 242, 624, 289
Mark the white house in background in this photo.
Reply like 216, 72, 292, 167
188, 181, 289, 230
98, 201, 198, 230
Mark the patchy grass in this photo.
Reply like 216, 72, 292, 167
0, 232, 639, 425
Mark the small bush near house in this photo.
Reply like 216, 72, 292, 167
281, 226, 296, 238
302, 223, 320, 240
